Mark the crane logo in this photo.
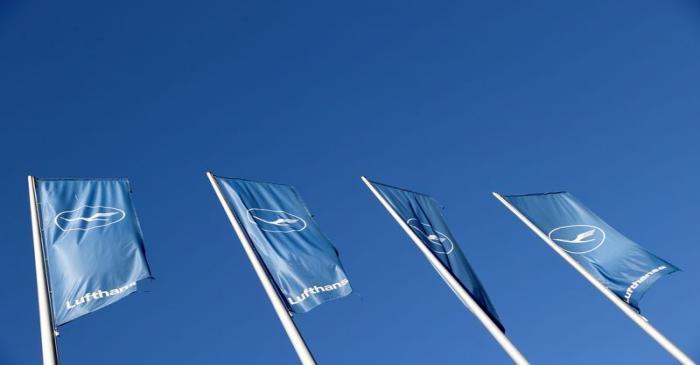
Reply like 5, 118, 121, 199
406, 218, 454, 254
548, 225, 606, 254
54, 205, 126, 232
247, 208, 307, 233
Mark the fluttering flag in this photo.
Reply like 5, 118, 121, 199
367, 179, 505, 332
501, 192, 679, 310
212, 175, 352, 313
34, 178, 153, 326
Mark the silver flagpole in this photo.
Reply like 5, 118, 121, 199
493, 192, 696, 365
28, 176, 60, 365
362, 177, 530, 365
207, 172, 316, 365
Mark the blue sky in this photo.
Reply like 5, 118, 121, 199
1, 0, 699, 363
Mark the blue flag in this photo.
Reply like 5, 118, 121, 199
35, 178, 153, 326
214, 176, 352, 313
502, 192, 679, 310
369, 180, 505, 332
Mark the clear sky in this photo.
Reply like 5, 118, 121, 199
1, 1, 699, 364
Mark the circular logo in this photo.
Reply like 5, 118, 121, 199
548, 224, 606, 254
247, 208, 307, 233
406, 218, 454, 254
54, 205, 126, 232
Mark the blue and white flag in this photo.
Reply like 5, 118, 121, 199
368, 180, 505, 332
502, 192, 679, 310
34, 178, 153, 326
213, 176, 352, 313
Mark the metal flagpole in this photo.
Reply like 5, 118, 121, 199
28, 176, 60, 365
492, 192, 696, 365
207, 172, 317, 365
361, 177, 530, 365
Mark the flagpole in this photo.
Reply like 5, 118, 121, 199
492, 192, 696, 365
361, 177, 529, 365
28, 176, 60, 365
207, 172, 316, 365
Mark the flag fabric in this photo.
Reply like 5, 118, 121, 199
502, 192, 679, 310
213, 176, 352, 313
34, 178, 152, 326
369, 180, 504, 332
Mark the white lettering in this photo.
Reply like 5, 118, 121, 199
287, 279, 350, 305
64, 282, 137, 310
624, 266, 667, 303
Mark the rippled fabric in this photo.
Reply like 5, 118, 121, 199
504, 192, 679, 310
215, 176, 351, 313
370, 180, 504, 332
35, 178, 152, 326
